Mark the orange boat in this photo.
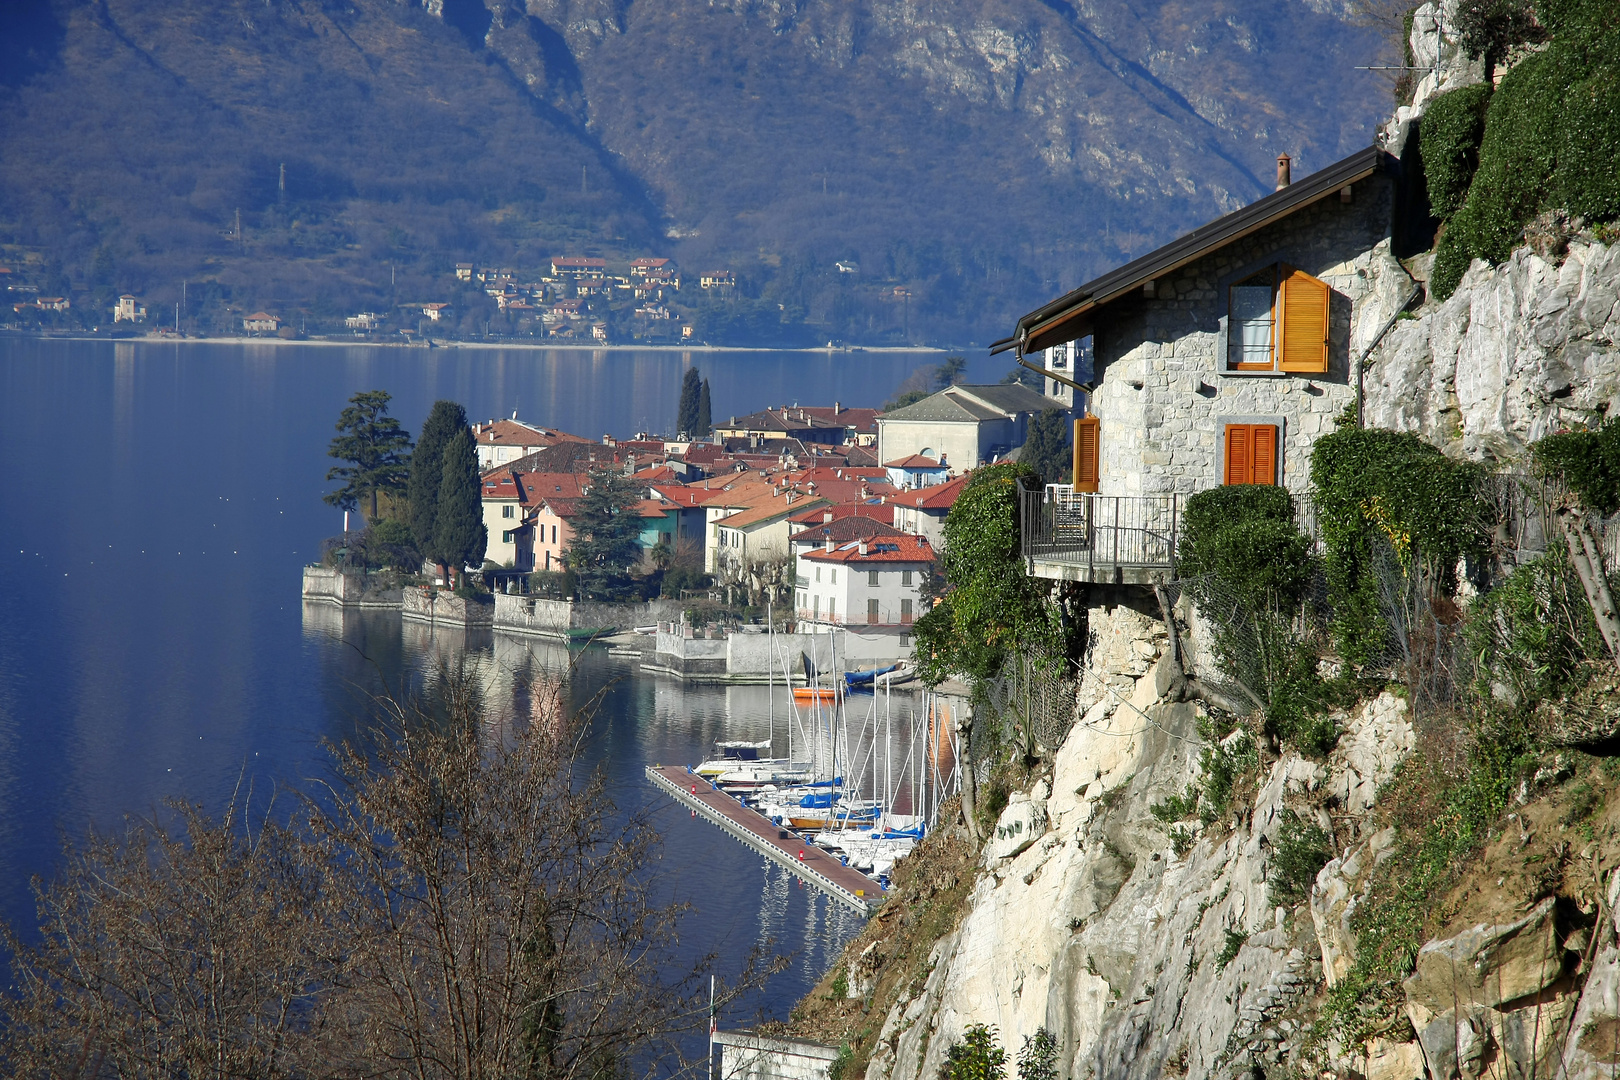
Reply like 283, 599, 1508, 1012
791, 686, 839, 704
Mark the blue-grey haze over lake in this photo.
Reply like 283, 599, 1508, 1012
0, 338, 1003, 1040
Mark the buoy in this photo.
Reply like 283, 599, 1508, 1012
798, 850, 805, 861
691, 809, 697, 818
691, 785, 697, 795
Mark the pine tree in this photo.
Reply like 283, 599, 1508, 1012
431, 426, 486, 587
676, 368, 702, 438
409, 400, 468, 557
1020, 409, 1071, 486
696, 378, 712, 438
324, 390, 413, 523
566, 468, 645, 600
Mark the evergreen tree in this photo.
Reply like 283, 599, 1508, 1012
409, 400, 468, 556
323, 390, 413, 523
431, 426, 486, 587
1020, 409, 1071, 486
935, 355, 967, 389
567, 468, 646, 600
676, 368, 702, 438
696, 378, 712, 438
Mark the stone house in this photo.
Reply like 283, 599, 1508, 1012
242, 311, 279, 333
994, 147, 1428, 500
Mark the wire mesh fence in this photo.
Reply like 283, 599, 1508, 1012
978, 653, 1078, 761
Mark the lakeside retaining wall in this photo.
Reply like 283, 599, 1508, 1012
492, 595, 683, 641
402, 587, 493, 627
301, 566, 403, 608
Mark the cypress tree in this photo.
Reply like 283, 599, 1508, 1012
696, 378, 712, 438
431, 426, 486, 587
676, 368, 701, 438
409, 400, 468, 556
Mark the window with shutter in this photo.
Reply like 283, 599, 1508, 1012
1278, 266, 1330, 373
1223, 424, 1279, 485
1073, 416, 1100, 493
868, 598, 879, 624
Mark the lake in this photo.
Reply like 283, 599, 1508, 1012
0, 338, 1001, 1044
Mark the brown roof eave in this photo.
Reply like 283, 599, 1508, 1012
993, 146, 1394, 356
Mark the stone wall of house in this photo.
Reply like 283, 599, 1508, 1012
1090, 173, 1418, 498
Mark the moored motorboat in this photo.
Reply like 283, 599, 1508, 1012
693, 739, 776, 778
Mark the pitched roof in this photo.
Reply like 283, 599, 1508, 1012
802, 535, 935, 564
949, 383, 1053, 415
884, 454, 944, 469
898, 472, 972, 511
994, 146, 1397, 355
715, 493, 831, 531
795, 406, 882, 432
787, 502, 894, 527
473, 419, 587, 448
788, 516, 904, 545
879, 387, 1010, 423
716, 409, 844, 433
506, 442, 621, 475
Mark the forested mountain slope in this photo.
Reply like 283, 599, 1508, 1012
0, 0, 1391, 343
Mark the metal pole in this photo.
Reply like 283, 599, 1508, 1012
709, 974, 716, 1080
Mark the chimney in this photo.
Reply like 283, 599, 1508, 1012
1276, 153, 1292, 190
858, 539, 868, 556
834, 401, 842, 414
823, 510, 833, 523
824, 534, 834, 553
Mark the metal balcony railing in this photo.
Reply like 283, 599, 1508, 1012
1019, 481, 1319, 580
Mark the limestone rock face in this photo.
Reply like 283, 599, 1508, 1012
1402, 898, 1563, 1017
1311, 827, 1397, 987
1327, 692, 1413, 820
1362, 241, 1620, 463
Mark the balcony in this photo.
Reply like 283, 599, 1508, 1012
1020, 482, 1318, 585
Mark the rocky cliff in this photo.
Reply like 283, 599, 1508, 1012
786, 8, 1620, 1078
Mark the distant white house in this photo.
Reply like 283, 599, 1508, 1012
883, 454, 950, 490
243, 311, 279, 333
795, 534, 935, 662
421, 303, 452, 322
345, 312, 381, 330
113, 295, 146, 323
876, 384, 1054, 470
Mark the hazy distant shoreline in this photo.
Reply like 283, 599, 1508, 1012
7, 331, 950, 355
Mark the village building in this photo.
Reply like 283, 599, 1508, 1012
454, 263, 474, 281
420, 303, 452, 322
699, 270, 735, 290
712, 408, 848, 447
787, 513, 905, 565
994, 147, 1429, 582
888, 472, 971, 549
550, 256, 607, 279
345, 312, 381, 330
242, 311, 278, 333
712, 492, 832, 581
113, 295, 146, 323
794, 404, 882, 446
472, 419, 587, 470
884, 454, 951, 490
795, 535, 934, 658
629, 258, 675, 278
875, 383, 1052, 470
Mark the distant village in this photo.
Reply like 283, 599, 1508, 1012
458, 375, 1060, 661
0, 253, 754, 346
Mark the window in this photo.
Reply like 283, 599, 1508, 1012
813, 596, 819, 618
868, 569, 879, 586
1224, 424, 1279, 485
502, 505, 515, 519
868, 598, 880, 624
902, 569, 913, 586
1226, 264, 1330, 374
900, 634, 910, 647
815, 566, 821, 583
1074, 417, 1100, 493
502, 530, 514, 543
827, 597, 836, 620
797, 590, 806, 610
831, 569, 837, 585
901, 598, 913, 624
551, 525, 557, 544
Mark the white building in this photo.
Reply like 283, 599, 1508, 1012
795, 535, 934, 661
113, 295, 146, 323
472, 419, 585, 471
875, 384, 1053, 470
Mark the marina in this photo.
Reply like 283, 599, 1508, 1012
646, 765, 887, 916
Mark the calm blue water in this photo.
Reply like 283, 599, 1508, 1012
0, 338, 996, 1038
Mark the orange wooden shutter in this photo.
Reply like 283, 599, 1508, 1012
1224, 424, 1279, 485
1251, 424, 1277, 485
1224, 424, 1250, 485
1277, 266, 1330, 373
1073, 417, 1100, 493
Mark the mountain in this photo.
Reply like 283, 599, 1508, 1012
0, 0, 1394, 344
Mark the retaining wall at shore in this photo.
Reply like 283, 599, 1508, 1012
301, 566, 404, 608
402, 587, 493, 627
491, 595, 682, 641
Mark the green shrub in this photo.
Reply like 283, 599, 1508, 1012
1557, 69, 1620, 223
1151, 787, 1200, 823
1421, 84, 1494, 218
1216, 928, 1248, 971
1267, 810, 1334, 908
1464, 546, 1602, 705
1533, 417, 1620, 514
942, 1025, 1006, 1080
1196, 722, 1259, 826
1311, 428, 1487, 664
1454, 0, 1546, 74
1016, 1029, 1059, 1080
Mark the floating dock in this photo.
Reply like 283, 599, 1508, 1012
645, 765, 886, 916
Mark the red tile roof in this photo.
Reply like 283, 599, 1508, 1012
900, 472, 972, 510
884, 454, 944, 469
787, 502, 893, 527
801, 535, 935, 564
788, 516, 904, 545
